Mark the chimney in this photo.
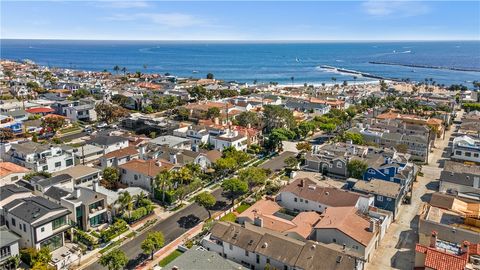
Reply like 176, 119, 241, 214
369, 219, 376, 233
247, 123, 251, 129
342, 244, 346, 250
214, 117, 219, 125
93, 179, 98, 192
461, 241, 470, 254
430, 231, 437, 248
169, 153, 177, 164
253, 216, 263, 227
156, 160, 162, 167
300, 179, 305, 187
73, 185, 80, 198
139, 145, 145, 159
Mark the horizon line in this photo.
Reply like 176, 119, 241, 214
2, 38, 480, 42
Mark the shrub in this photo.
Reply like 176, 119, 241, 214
75, 230, 98, 247
100, 219, 128, 242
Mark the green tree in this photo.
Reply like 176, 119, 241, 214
263, 105, 296, 132
175, 107, 190, 120
238, 167, 267, 189
222, 178, 248, 205
99, 249, 128, 270
195, 192, 216, 219
206, 107, 221, 119
284, 156, 299, 169
347, 159, 368, 179
141, 231, 165, 260
6, 254, 20, 270
113, 65, 120, 75
297, 121, 315, 138
72, 89, 91, 99
236, 111, 261, 128
206, 73, 214, 79
95, 103, 129, 124
155, 171, 173, 203
296, 141, 312, 152
0, 128, 14, 141
103, 167, 120, 189
121, 67, 127, 77
342, 132, 364, 145
187, 86, 211, 101
116, 191, 133, 217
111, 94, 129, 107
214, 157, 238, 177
41, 116, 66, 133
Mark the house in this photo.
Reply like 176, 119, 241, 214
0, 162, 30, 186
351, 179, 402, 219
6, 142, 75, 173
276, 178, 373, 214
417, 193, 480, 247
439, 161, 480, 195
26, 107, 55, 116
0, 226, 20, 269
2, 196, 71, 250
0, 184, 33, 225
52, 165, 101, 187
284, 98, 331, 115
162, 246, 248, 270
150, 135, 192, 150
43, 180, 108, 231
87, 135, 129, 154
119, 159, 174, 192
451, 135, 480, 164
202, 221, 365, 270
64, 104, 97, 122
237, 199, 322, 241
100, 145, 139, 168
415, 235, 480, 270
143, 145, 221, 170
210, 129, 248, 151
69, 144, 104, 165
313, 206, 380, 262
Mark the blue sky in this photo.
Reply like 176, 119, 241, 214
2, 1, 479, 40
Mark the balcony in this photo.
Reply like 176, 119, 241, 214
0, 251, 12, 262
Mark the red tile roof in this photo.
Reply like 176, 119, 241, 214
26, 107, 54, 114
0, 162, 30, 178
415, 244, 470, 270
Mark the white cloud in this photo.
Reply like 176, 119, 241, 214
362, 0, 430, 17
105, 12, 206, 28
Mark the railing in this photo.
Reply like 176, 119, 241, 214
0, 251, 11, 261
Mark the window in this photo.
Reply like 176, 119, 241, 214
41, 227, 45, 232
474, 153, 479, 158
284, 266, 288, 270
256, 254, 260, 264
134, 175, 138, 180
465, 152, 472, 157
66, 159, 73, 166
11, 176, 18, 181
455, 150, 462, 155
294, 198, 297, 202
336, 162, 342, 168
333, 238, 336, 243
55, 161, 61, 168
22, 224, 26, 232
266, 258, 270, 264
368, 169, 375, 174
377, 195, 384, 202
52, 216, 66, 230
386, 198, 392, 202
305, 200, 309, 204
11, 218, 16, 226
245, 250, 249, 257
42, 165, 48, 171
300, 199, 303, 203
229, 243, 233, 250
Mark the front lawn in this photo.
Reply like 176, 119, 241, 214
158, 250, 183, 267
235, 203, 251, 214
219, 213, 237, 222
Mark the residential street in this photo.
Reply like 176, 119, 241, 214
84, 188, 230, 270
367, 110, 463, 270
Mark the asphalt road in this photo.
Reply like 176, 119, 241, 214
86, 188, 230, 270
260, 151, 297, 172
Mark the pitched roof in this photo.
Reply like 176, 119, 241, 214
314, 206, 375, 247
295, 242, 361, 270
3, 196, 70, 226
53, 165, 100, 179
0, 226, 20, 247
162, 247, 247, 270
88, 135, 128, 146
0, 184, 32, 200
103, 145, 138, 159
353, 179, 402, 198
279, 178, 363, 207
0, 162, 30, 178
415, 244, 469, 270
26, 107, 54, 114
119, 159, 172, 177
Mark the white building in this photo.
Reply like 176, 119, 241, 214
6, 142, 75, 173
87, 135, 129, 154
0, 162, 30, 186
64, 104, 97, 122
451, 135, 480, 163
210, 130, 248, 152
0, 226, 20, 269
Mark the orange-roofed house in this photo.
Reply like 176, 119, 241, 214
415, 235, 480, 270
313, 206, 379, 262
119, 159, 174, 192
26, 107, 55, 116
0, 162, 30, 186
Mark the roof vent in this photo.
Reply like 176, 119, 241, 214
308, 185, 316, 190
262, 242, 268, 248
325, 191, 329, 195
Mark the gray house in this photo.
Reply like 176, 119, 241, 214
439, 161, 480, 195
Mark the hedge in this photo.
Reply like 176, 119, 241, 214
75, 230, 98, 247
100, 219, 128, 243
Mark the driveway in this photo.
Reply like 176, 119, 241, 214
85, 188, 230, 270
367, 110, 463, 270
260, 151, 297, 172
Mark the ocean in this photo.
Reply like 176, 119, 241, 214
1, 39, 479, 87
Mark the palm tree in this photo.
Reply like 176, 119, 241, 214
134, 191, 147, 207
290, 76, 295, 86
113, 65, 120, 75
155, 171, 172, 203
121, 67, 127, 77
143, 64, 147, 73
116, 191, 133, 217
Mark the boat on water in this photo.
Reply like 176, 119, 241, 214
192, 70, 199, 73
295, 57, 300, 63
